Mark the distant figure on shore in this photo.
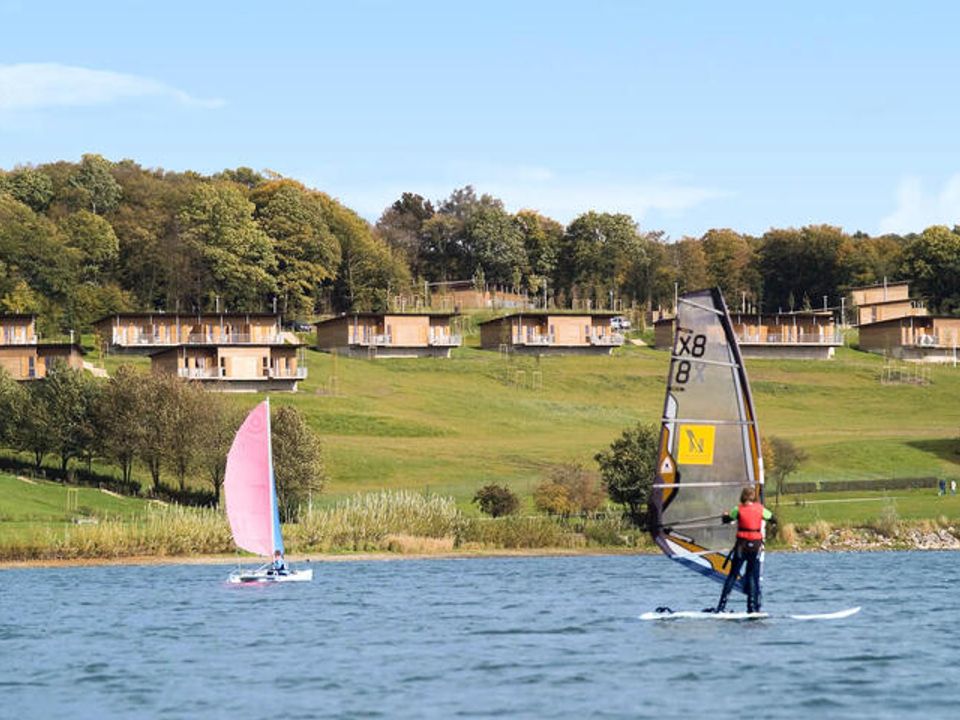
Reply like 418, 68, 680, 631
952, 480, 957, 496
939, 479, 947, 496
715, 486, 776, 614
271, 550, 287, 575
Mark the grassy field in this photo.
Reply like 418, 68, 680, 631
269, 343, 960, 505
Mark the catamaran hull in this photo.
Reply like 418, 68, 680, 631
228, 568, 314, 584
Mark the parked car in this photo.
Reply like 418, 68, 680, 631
611, 316, 631, 331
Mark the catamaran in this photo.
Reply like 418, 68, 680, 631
224, 398, 312, 584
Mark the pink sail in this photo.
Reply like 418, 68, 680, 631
224, 400, 283, 557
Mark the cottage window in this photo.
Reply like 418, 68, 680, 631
28, 356, 35, 378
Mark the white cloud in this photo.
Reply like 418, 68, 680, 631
335, 167, 726, 227
0, 63, 223, 111
878, 175, 960, 234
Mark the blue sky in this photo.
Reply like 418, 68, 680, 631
1, 0, 959, 237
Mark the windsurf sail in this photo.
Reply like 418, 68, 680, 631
224, 399, 284, 557
650, 288, 764, 592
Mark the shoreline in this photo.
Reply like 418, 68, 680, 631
3, 538, 960, 570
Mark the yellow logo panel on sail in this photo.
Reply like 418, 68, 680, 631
676, 424, 715, 465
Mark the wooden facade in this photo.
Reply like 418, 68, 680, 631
151, 344, 306, 391
849, 281, 927, 326
0, 315, 84, 380
94, 313, 282, 353
315, 313, 461, 358
859, 316, 960, 362
654, 311, 842, 359
478, 313, 623, 355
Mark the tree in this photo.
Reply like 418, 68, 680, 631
515, 210, 563, 297
0, 166, 54, 211
701, 228, 757, 303
767, 436, 806, 506
59, 210, 120, 283
136, 373, 178, 492
594, 423, 659, 527
462, 204, 527, 286
250, 180, 342, 318
41, 361, 100, 474
271, 404, 326, 520
376, 192, 435, 277
473, 484, 519, 517
533, 480, 574, 515
69, 153, 122, 214
535, 462, 606, 515
15, 380, 55, 471
95, 365, 146, 486
177, 182, 278, 310
164, 379, 207, 492
0, 368, 26, 448
196, 396, 246, 505
901, 225, 960, 314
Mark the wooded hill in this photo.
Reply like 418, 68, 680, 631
3, 155, 960, 338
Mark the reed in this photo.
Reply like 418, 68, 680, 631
807, 519, 832, 543
288, 491, 464, 552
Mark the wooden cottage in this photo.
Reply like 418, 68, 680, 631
93, 312, 283, 354
315, 313, 461, 358
653, 311, 842, 359
150, 343, 307, 391
858, 316, 960, 362
0, 315, 85, 380
849, 281, 927, 326
478, 313, 623, 355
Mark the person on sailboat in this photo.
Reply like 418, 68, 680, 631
270, 550, 288, 575
715, 486, 776, 614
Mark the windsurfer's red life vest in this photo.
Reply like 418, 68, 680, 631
736, 503, 764, 541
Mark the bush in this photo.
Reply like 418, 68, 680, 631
533, 481, 574, 515
535, 463, 606, 515
472, 484, 519, 517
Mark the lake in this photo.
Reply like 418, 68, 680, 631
1, 552, 956, 719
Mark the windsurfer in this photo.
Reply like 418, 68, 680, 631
715, 486, 776, 614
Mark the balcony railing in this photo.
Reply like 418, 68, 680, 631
589, 332, 625, 346
516, 333, 554, 346
269, 367, 308, 379
0, 335, 38, 346
114, 332, 281, 346
177, 367, 307, 380
429, 334, 463, 347
736, 332, 844, 345
353, 334, 393, 347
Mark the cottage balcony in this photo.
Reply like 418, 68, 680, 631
269, 367, 308, 379
589, 332, 625, 346
428, 333, 462, 347
909, 335, 942, 348
737, 331, 843, 345
0, 334, 38, 345
353, 334, 393, 347
114, 331, 281, 346
516, 333, 554, 346
177, 367, 222, 379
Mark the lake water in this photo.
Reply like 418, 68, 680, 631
1, 552, 957, 719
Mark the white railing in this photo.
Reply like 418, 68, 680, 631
270, 367, 308, 379
0, 335, 38, 345
429, 334, 462, 347
737, 332, 843, 345
590, 333, 625, 346
911, 335, 941, 348
115, 331, 281, 346
177, 368, 222, 379
517, 333, 554, 346
353, 334, 392, 347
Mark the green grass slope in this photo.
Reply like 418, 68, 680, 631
270, 344, 960, 504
